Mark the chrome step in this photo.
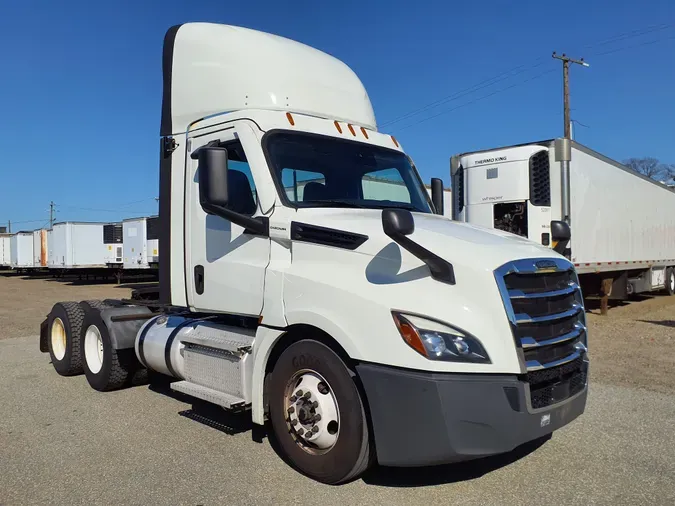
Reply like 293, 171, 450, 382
170, 380, 248, 410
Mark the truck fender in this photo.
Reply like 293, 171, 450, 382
98, 306, 154, 350
250, 311, 361, 425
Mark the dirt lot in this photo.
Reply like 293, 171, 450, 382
1, 271, 674, 393
0, 273, 134, 340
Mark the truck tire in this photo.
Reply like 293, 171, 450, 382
80, 300, 107, 312
47, 302, 85, 376
268, 339, 372, 484
666, 268, 675, 296
80, 307, 141, 391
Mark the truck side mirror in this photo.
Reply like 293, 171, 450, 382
382, 209, 415, 238
195, 147, 229, 210
381, 209, 455, 284
192, 146, 268, 236
430, 178, 444, 215
550, 220, 571, 255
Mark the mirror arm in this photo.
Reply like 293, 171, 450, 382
386, 232, 456, 285
202, 203, 269, 236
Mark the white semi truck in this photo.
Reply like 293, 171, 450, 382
452, 139, 675, 312
40, 23, 588, 484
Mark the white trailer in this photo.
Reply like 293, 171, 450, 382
39, 23, 588, 485
32, 229, 49, 268
103, 223, 123, 266
452, 138, 675, 308
49, 222, 107, 269
123, 216, 159, 269
11, 231, 34, 269
0, 234, 12, 268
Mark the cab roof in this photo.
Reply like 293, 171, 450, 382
161, 23, 376, 136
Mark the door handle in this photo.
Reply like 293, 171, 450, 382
194, 265, 205, 295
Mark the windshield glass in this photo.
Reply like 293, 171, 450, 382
265, 132, 433, 213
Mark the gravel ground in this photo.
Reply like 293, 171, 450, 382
1, 273, 675, 505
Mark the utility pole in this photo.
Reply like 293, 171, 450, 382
552, 52, 589, 139
49, 201, 55, 229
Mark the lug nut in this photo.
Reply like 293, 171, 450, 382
296, 390, 303, 397
312, 401, 319, 409
287, 406, 295, 414
303, 391, 311, 399
297, 428, 304, 436
290, 419, 298, 426
313, 414, 321, 422
289, 395, 297, 402
312, 426, 319, 433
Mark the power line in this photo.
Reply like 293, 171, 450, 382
590, 34, 675, 57
393, 67, 557, 133
379, 22, 675, 132
379, 59, 547, 128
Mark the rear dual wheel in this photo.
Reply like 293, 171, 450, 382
80, 307, 143, 392
268, 340, 372, 484
666, 267, 675, 296
48, 302, 85, 376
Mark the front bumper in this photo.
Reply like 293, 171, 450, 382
356, 361, 588, 467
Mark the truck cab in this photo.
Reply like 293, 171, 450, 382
41, 23, 588, 484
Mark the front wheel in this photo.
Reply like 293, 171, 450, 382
268, 339, 372, 484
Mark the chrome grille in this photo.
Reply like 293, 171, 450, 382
495, 258, 588, 409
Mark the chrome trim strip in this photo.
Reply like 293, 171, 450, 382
525, 349, 581, 371
520, 323, 585, 349
508, 282, 579, 299
515, 303, 582, 324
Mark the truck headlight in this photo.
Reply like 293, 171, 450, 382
392, 312, 490, 364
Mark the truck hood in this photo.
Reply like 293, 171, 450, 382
293, 208, 560, 271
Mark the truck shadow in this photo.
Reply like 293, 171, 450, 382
582, 294, 654, 314
361, 435, 551, 487
637, 319, 675, 328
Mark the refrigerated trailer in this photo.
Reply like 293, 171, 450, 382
123, 216, 159, 269
49, 222, 107, 269
11, 231, 34, 270
452, 138, 675, 307
39, 23, 588, 484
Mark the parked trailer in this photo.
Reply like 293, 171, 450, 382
123, 216, 159, 269
0, 233, 12, 268
49, 222, 107, 269
39, 23, 588, 485
452, 138, 675, 311
32, 229, 49, 268
10, 231, 34, 270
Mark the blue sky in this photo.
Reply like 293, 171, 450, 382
1, 0, 673, 228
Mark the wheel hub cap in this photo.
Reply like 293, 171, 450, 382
285, 371, 340, 453
51, 318, 66, 361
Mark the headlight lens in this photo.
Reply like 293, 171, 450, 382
392, 312, 490, 363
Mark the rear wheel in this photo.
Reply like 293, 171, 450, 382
666, 268, 675, 296
268, 340, 372, 484
80, 308, 141, 391
47, 302, 85, 376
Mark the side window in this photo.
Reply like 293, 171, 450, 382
361, 168, 412, 203
281, 168, 325, 203
221, 140, 258, 216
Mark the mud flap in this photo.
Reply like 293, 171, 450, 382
39, 318, 49, 352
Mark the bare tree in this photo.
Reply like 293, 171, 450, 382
624, 157, 675, 184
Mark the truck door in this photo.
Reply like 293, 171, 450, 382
186, 125, 270, 316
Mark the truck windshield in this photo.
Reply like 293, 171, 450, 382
264, 132, 433, 213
